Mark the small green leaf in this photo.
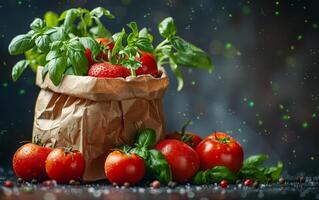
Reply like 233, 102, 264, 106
46, 50, 62, 61
136, 128, 157, 148
170, 36, 213, 71
90, 7, 115, 19
112, 29, 126, 56
192, 166, 237, 185
48, 27, 66, 41
48, 56, 67, 86
261, 161, 283, 182
35, 35, 51, 52
68, 51, 88, 76
158, 17, 176, 39
41, 64, 49, 81
146, 150, 172, 184
135, 37, 154, 52
64, 8, 79, 33
44, 11, 59, 27
243, 154, 268, 167
8, 34, 34, 55
127, 21, 138, 36
139, 27, 153, 42
239, 165, 268, 182
12, 60, 29, 81
30, 18, 45, 31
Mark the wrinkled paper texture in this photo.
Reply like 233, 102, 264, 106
33, 67, 169, 181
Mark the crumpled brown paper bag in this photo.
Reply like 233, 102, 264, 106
32, 67, 169, 181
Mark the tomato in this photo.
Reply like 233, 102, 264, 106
196, 132, 243, 173
12, 143, 52, 181
155, 139, 200, 183
136, 51, 159, 76
45, 148, 85, 184
85, 38, 114, 65
104, 151, 145, 185
219, 180, 229, 188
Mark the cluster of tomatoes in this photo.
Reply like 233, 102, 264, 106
104, 130, 244, 187
85, 38, 159, 78
12, 144, 85, 184
12, 129, 243, 187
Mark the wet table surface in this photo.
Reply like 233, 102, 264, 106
1, 168, 318, 200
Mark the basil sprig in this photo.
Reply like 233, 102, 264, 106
125, 128, 172, 184
8, 7, 114, 85
155, 17, 213, 90
192, 154, 283, 185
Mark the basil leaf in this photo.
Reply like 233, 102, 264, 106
48, 56, 67, 86
25, 49, 47, 71
243, 154, 268, 167
41, 64, 49, 81
112, 29, 126, 56
79, 37, 100, 58
169, 59, 184, 91
135, 37, 154, 53
8, 34, 34, 55
127, 22, 138, 36
139, 28, 153, 43
192, 166, 237, 185
158, 17, 176, 39
44, 11, 59, 27
11, 60, 29, 81
35, 35, 51, 52
170, 36, 212, 71
146, 150, 172, 184
136, 128, 156, 148
46, 50, 62, 61
48, 27, 66, 41
68, 51, 88, 75
89, 24, 112, 38
30, 18, 45, 31
260, 161, 283, 182
64, 9, 79, 32
239, 165, 268, 182
90, 7, 114, 19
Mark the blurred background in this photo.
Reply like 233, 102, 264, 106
0, 0, 318, 175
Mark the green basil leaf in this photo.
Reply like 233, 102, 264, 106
46, 50, 62, 61
192, 166, 237, 185
260, 161, 283, 182
35, 35, 51, 52
48, 56, 67, 86
25, 49, 46, 71
64, 8, 79, 32
41, 64, 49, 81
139, 27, 153, 43
135, 37, 154, 52
127, 21, 138, 36
170, 36, 212, 71
136, 128, 156, 148
158, 17, 176, 39
48, 27, 66, 41
67, 40, 86, 52
89, 24, 112, 38
68, 51, 88, 76
90, 7, 115, 19
239, 165, 268, 182
30, 18, 45, 31
243, 154, 268, 168
11, 60, 29, 81
112, 29, 126, 56
145, 150, 172, 184
44, 11, 59, 27
79, 37, 100, 57
169, 59, 184, 91
8, 34, 34, 55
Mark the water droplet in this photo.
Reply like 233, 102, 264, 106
19, 89, 25, 95
297, 35, 303, 40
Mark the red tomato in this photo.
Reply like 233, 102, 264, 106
156, 139, 200, 183
12, 143, 52, 181
104, 151, 145, 185
196, 132, 243, 173
45, 148, 85, 184
136, 51, 159, 76
85, 38, 114, 65
244, 179, 254, 186
166, 132, 202, 148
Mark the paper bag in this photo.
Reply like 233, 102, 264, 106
32, 67, 169, 181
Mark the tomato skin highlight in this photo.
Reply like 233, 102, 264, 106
45, 149, 85, 184
166, 131, 202, 148
196, 132, 244, 173
155, 139, 200, 183
136, 51, 159, 76
12, 143, 52, 181
104, 151, 145, 186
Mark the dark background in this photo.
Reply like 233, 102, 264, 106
0, 0, 318, 175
